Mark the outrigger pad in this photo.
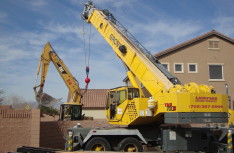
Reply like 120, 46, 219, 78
36, 92, 62, 107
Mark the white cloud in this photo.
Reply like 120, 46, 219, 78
0, 31, 55, 65
44, 22, 82, 35
126, 18, 201, 52
69, 0, 83, 6
71, 0, 135, 10
0, 11, 7, 19
0, 11, 8, 24
0, 21, 88, 64
0, 45, 30, 63
28, 0, 48, 7
136, 20, 201, 42
8, 0, 48, 11
213, 16, 234, 36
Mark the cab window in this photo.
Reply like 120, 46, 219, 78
119, 90, 126, 104
128, 88, 139, 100
108, 90, 127, 105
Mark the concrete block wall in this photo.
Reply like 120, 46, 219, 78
40, 119, 118, 150
30, 109, 40, 147
0, 105, 119, 152
0, 106, 40, 153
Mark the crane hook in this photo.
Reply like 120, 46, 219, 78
85, 66, 90, 88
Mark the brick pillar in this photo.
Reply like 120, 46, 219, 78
30, 109, 40, 147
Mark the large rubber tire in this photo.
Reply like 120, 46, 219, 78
117, 137, 143, 152
85, 137, 111, 151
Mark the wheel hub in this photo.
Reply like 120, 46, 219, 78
124, 144, 137, 152
92, 144, 104, 151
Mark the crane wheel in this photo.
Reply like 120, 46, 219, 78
117, 137, 143, 152
84, 137, 111, 151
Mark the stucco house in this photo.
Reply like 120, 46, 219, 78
155, 30, 234, 105
68, 89, 108, 119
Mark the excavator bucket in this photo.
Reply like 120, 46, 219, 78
35, 92, 61, 107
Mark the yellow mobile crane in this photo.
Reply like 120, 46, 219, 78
63, 2, 232, 152
81, 1, 228, 126
34, 42, 83, 121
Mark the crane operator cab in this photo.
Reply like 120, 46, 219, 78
59, 104, 83, 121
106, 87, 140, 121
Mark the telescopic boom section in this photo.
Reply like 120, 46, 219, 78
82, 1, 180, 99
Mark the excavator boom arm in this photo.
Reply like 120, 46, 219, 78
34, 42, 81, 106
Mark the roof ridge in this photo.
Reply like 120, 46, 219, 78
154, 30, 234, 57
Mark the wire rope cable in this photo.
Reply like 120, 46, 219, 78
81, 19, 91, 91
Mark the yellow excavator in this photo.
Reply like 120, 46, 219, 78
34, 42, 83, 121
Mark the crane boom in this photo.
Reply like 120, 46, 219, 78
34, 42, 83, 120
82, 2, 179, 99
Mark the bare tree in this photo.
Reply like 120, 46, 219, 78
0, 93, 35, 108
0, 90, 38, 109
5, 94, 24, 104
12, 100, 38, 109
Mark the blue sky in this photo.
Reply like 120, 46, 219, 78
0, 0, 234, 103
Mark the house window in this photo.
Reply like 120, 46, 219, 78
208, 64, 224, 81
208, 39, 219, 50
174, 63, 184, 73
162, 63, 169, 71
188, 63, 198, 73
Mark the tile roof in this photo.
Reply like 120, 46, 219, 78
67, 89, 109, 109
0, 105, 12, 109
154, 30, 234, 58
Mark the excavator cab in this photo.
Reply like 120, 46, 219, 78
106, 87, 140, 120
59, 104, 83, 121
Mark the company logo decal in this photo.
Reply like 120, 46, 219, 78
57, 63, 67, 74
195, 97, 217, 102
165, 103, 176, 111
109, 34, 122, 48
